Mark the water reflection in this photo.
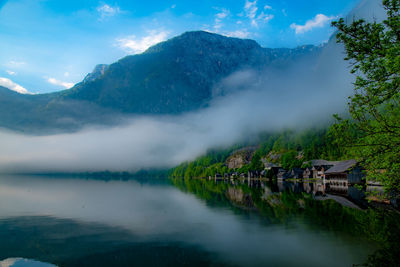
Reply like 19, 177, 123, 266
175, 177, 400, 266
227, 177, 368, 208
0, 175, 393, 266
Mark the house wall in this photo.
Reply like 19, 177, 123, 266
312, 167, 326, 179
324, 167, 364, 194
347, 167, 364, 184
303, 169, 312, 179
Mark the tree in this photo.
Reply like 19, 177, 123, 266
281, 151, 302, 170
331, 0, 400, 194
250, 152, 264, 171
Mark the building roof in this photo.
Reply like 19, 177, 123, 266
325, 159, 357, 174
309, 159, 341, 167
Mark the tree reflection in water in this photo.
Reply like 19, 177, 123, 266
171, 177, 400, 267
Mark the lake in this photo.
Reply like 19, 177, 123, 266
0, 175, 396, 267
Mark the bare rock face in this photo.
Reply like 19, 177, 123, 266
266, 152, 282, 163
226, 156, 247, 169
226, 147, 256, 169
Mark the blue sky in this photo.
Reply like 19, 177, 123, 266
0, 0, 360, 93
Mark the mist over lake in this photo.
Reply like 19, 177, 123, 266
0, 175, 376, 266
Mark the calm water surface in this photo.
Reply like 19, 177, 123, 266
0, 175, 380, 266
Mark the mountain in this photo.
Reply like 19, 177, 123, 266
0, 85, 121, 133
0, 86, 50, 132
82, 64, 109, 84
347, 0, 386, 22
0, 31, 320, 133
58, 31, 320, 114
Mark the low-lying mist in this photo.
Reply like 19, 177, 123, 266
0, 39, 354, 173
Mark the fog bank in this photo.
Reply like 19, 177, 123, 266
0, 37, 356, 173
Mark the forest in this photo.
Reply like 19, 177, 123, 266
170, 126, 348, 179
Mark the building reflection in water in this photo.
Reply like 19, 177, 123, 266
213, 176, 370, 208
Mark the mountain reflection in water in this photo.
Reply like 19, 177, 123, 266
0, 175, 398, 266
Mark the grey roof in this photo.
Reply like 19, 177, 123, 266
325, 159, 357, 174
309, 159, 341, 167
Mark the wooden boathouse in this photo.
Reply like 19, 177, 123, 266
324, 159, 364, 193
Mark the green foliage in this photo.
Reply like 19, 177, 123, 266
262, 129, 343, 161
236, 164, 250, 174
265, 168, 276, 178
331, 0, 400, 193
170, 147, 236, 178
172, 177, 400, 267
170, 127, 347, 178
249, 152, 264, 171
281, 151, 302, 170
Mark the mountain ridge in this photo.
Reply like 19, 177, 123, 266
0, 31, 321, 133
56, 31, 320, 113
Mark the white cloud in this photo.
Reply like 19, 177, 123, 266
97, 4, 120, 19
216, 9, 229, 19
258, 12, 274, 23
244, 0, 258, 26
291, 14, 335, 34
0, 77, 30, 94
6, 70, 16, 76
244, 0, 273, 27
116, 31, 170, 54
47, 77, 74, 89
214, 8, 230, 31
224, 30, 251, 39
